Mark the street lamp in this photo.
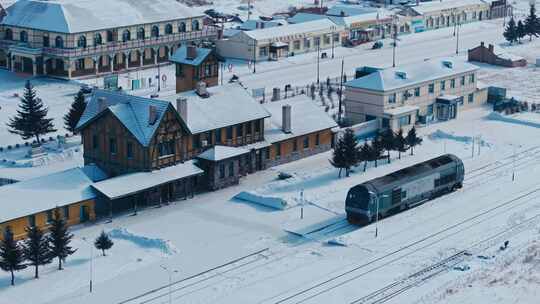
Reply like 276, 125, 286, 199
81, 237, 94, 293
160, 264, 179, 304
368, 191, 388, 238
455, 21, 461, 55
316, 40, 320, 84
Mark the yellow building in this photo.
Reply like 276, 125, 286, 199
0, 165, 107, 240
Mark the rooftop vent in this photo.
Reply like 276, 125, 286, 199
186, 45, 197, 60
395, 71, 407, 79
442, 60, 453, 68
282, 104, 292, 134
196, 81, 209, 98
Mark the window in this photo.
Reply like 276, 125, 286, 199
468, 93, 474, 103
428, 83, 434, 94
4, 28, 12, 40
293, 40, 300, 50
304, 38, 310, 49
122, 29, 131, 42
176, 64, 183, 76
159, 140, 176, 156
236, 124, 243, 137
77, 35, 87, 48
254, 120, 261, 133
314, 36, 321, 47
469, 74, 475, 83
28, 215, 36, 227
388, 93, 396, 103
303, 136, 309, 149
427, 104, 434, 115
460, 76, 465, 86
75, 58, 84, 70
127, 142, 133, 159
165, 24, 173, 35
265, 147, 270, 160
46, 210, 53, 223
151, 26, 159, 37
245, 122, 252, 135
137, 27, 145, 40
219, 163, 225, 178
179, 22, 186, 32
20, 31, 28, 43
334, 33, 340, 42
94, 33, 102, 46
92, 134, 99, 149
107, 30, 114, 42
316, 133, 320, 146
192, 134, 201, 149
398, 115, 411, 127
226, 127, 233, 139
259, 46, 268, 57
215, 129, 221, 144
43, 35, 49, 47
204, 64, 212, 77
450, 79, 456, 89
440, 80, 446, 91
275, 143, 281, 158
64, 206, 70, 219
229, 162, 234, 177
403, 90, 410, 100
55, 36, 64, 48
109, 138, 117, 154
324, 34, 331, 45
293, 139, 298, 151
414, 87, 420, 97
192, 20, 200, 31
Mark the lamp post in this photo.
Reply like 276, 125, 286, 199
81, 237, 94, 293
316, 40, 320, 84
331, 26, 335, 59
368, 191, 388, 238
160, 264, 179, 304
455, 21, 461, 55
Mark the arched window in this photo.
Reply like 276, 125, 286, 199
151, 25, 159, 37
20, 31, 28, 43
77, 35, 87, 48
178, 22, 186, 33
137, 27, 145, 40
94, 33, 102, 46
192, 20, 200, 31
122, 29, 131, 42
55, 36, 64, 48
106, 30, 114, 42
4, 28, 12, 40
165, 24, 173, 35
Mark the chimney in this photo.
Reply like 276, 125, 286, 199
196, 81, 209, 98
272, 87, 281, 101
186, 45, 197, 60
97, 97, 107, 112
148, 105, 158, 125
282, 104, 292, 134
176, 97, 188, 122
488, 44, 494, 53
480, 41, 485, 47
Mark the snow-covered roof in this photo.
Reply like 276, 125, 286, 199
239, 20, 284, 30
326, 5, 377, 17
170, 46, 212, 66
243, 19, 341, 42
410, 0, 487, 15
491, 46, 525, 62
384, 105, 419, 117
341, 10, 392, 27
262, 95, 338, 144
0, 165, 107, 223
345, 59, 479, 92
91, 160, 203, 200
197, 145, 250, 162
161, 84, 271, 134
1, 0, 203, 34
77, 90, 174, 147
288, 13, 328, 24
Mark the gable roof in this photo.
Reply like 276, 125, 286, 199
288, 13, 328, 24
242, 19, 341, 41
0, 165, 107, 223
409, 0, 487, 15
76, 90, 179, 147
1, 0, 202, 34
197, 145, 250, 161
262, 95, 338, 144
326, 5, 377, 17
345, 59, 479, 92
170, 46, 212, 66
160, 84, 271, 134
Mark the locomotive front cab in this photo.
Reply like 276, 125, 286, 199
345, 185, 375, 224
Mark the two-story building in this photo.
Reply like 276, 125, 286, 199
344, 59, 487, 131
0, 0, 217, 78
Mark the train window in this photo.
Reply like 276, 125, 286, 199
401, 191, 407, 200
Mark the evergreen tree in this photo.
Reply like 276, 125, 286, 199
524, 4, 540, 41
503, 17, 518, 44
23, 226, 52, 279
0, 227, 27, 286
330, 140, 347, 178
94, 231, 114, 256
6, 81, 56, 145
380, 129, 395, 163
517, 20, 526, 42
371, 134, 384, 167
406, 126, 423, 155
394, 129, 408, 159
48, 209, 76, 270
63, 90, 87, 134
359, 141, 372, 172
341, 129, 360, 177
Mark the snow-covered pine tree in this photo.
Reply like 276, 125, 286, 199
23, 226, 52, 279
330, 139, 347, 178
406, 126, 423, 155
380, 128, 395, 163
63, 90, 87, 134
360, 141, 372, 172
341, 128, 360, 177
517, 20, 526, 42
48, 209, 76, 270
524, 4, 540, 41
94, 231, 114, 256
394, 129, 408, 159
503, 17, 518, 44
371, 134, 384, 167
6, 80, 56, 145
0, 227, 27, 286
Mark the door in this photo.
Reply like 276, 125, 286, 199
80, 206, 89, 223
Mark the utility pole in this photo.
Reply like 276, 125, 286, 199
392, 23, 397, 68
331, 26, 335, 59
252, 41, 256, 73
247, 0, 251, 21
455, 22, 460, 55
316, 41, 320, 84
338, 58, 344, 124
157, 62, 161, 92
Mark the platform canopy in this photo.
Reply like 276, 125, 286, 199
197, 145, 250, 162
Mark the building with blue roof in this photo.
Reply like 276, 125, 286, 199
170, 46, 219, 93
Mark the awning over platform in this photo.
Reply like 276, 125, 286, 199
91, 160, 203, 200
197, 145, 250, 162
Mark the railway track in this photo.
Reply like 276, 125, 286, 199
269, 186, 540, 304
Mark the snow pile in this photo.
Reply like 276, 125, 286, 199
487, 111, 540, 129
108, 228, 178, 255
234, 191, 289, 210
428, 129, 491, 147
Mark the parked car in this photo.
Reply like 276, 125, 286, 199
372, 41, 383, 49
